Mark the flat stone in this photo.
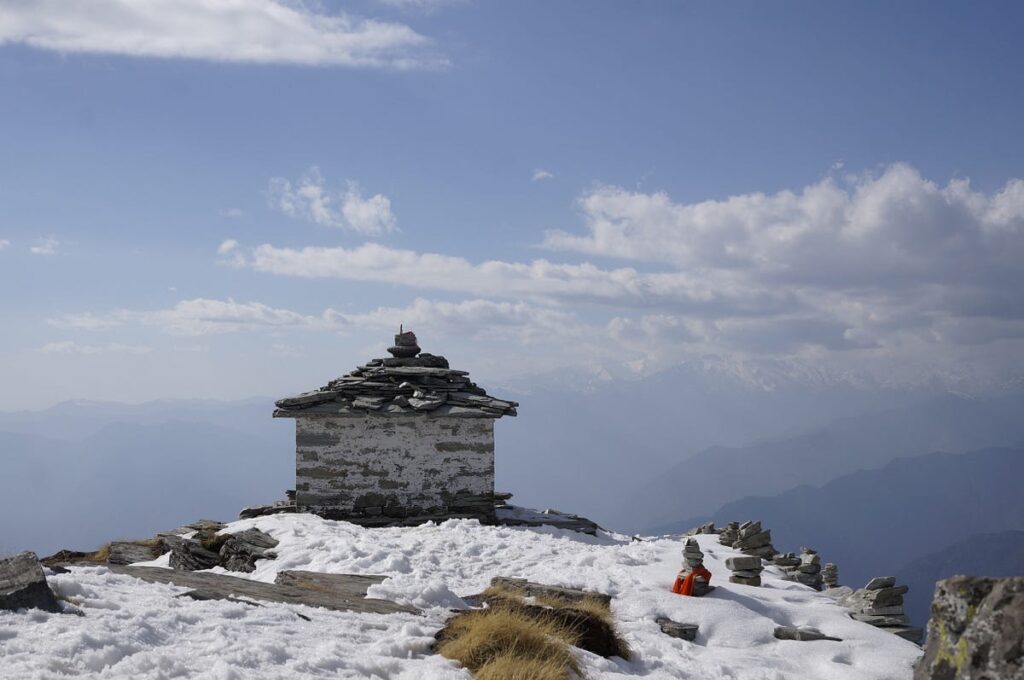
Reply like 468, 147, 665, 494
105, 565, 417, 615
162, 535, 220, 572
851, 613, 909, 626
731, 569, 763, 579
725, 556, 762, 571
108, 540, 165, 565
0, 552, 60, 613
865, 576, 896, 590
774, 626, 842, 642
656, 617, 699, 641
219, 528, 279, 573
490, 576, 612, 607
729, 575, 762, 587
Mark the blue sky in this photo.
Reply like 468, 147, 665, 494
1, 1, 1023, 409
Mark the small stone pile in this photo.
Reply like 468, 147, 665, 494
725, 555, 764, 587
689, 522, 719, 535
676, 538, 712, 596
734, 521, 776, 558
822, 563, 839, 589
772, 552, 802, 579
837, 576, 922, 643
718, 522, 739, 546
794, 548, 823, 590
717, 520, 776, 559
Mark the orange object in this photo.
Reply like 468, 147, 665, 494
671, 565, 712, 596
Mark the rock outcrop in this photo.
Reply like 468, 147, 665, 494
0, 552, 60, 613
915, 576, 1024, 680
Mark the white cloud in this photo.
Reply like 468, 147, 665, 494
0, 0, 445, 70
29, 237, 59, 255
220, 208, 244, 219
217, 239, 240, 255
229, 163, 1024, 389
35, 341, 152, 355
0, 239, 10, 250
377, 0, 468, 13
532, 169, 554, 182
49, 312, 128, 331
269, 168, 397, 234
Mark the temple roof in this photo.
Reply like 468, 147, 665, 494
273, 333, 517, 419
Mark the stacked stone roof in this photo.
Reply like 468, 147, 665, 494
274, 352, 518, 420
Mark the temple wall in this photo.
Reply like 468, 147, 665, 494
294, 415, 495, 520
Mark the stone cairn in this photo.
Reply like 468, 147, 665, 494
676, 538, 712, 596
821, 563, 839, 589
719, 520, 776, 559
772, 551, 801, 578
835, 576, 922, 643
725, 555, 764, 587
794, 547, 824, 590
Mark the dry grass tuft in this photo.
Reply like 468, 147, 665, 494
437, 608, 580, 677
474, 652, 577, 680
85, 544, 111, 563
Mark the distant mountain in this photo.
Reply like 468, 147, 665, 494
0, 419, 293, 556
658, 446, 1024, 621
496, 364, 933, 528
896, 530, 1024, 628
625, 393, 1024, 533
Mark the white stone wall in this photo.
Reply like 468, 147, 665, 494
294, 415, 495, 519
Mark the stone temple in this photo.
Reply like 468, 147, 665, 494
274, 329, 517, 525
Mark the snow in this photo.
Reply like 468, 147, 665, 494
0, 515, 923, 679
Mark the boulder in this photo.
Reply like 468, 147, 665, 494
162, 535, 220, 572
0, 552, 60, 613
865, 576, 896, 590
915, 576, 1024, 679
219, 528, 279, 573
657, 617, 699, 641
108, 540, 165, 565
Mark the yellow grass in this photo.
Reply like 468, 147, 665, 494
474, 653, 578, 680
437, 608, 581, 677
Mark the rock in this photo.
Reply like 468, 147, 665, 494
731, 569, 763, 579
915, 576, 1024, 679
219, 528, 279, 573
490, 576, 612, 607
162, 535, 220, 572
657, 617, 699, 641
729, 575, 762, 587
108, 540, 165, 565
725, 556, 762, 571
0, 552, 60, 613
865, 576, 896, 590
239, 500, 297, 520
107, 565, 416, 615
773, 626, 842, 642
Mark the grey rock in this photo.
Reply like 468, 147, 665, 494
731, 569, 764, 579
106, 565, 416, 615
773, 626, 842, 642
725, 556, 762, 571
219, 528, 279, 573
490, 576, 611, 607
915, 576, 1023, 678
656, 617, 698, 641
729, 575, 762, 587
865, 576, 896, 590
108, 540, 165, 565
162, 536, 220, 572
851, 613, 909, 626
0, 552, 61, 613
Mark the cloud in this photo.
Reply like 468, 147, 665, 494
269, 168, 397, 234
532, 169, 554, 182
377, 0, 468, 13
228, 163, 1024, 389
220, 208, 244, 219
0, 0, 445, 70
217, 239, 239, 255
29, 237, 59, 255
49, 312, 128, 331
35, 341, 151, 355
0, 239, 9, 250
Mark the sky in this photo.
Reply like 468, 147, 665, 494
1, 0, 1023, 410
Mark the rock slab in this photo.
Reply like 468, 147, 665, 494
657, 617, 699, 641
0, 552, 60, 613
915, 575, 1024, 680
